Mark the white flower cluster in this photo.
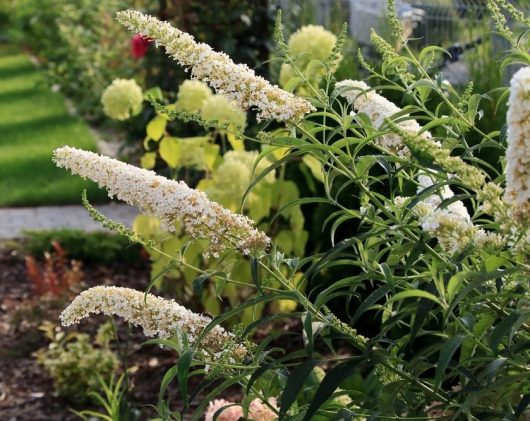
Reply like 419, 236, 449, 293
505, 67, 530, 221
53, 146, 270, 256
116, 10, 314, 122
402, 175, 502, 253
336, 80, 432, 157
60, 286, 246, 360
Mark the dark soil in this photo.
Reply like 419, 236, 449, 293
0, 243, 351, 420
0, 244, 191, 420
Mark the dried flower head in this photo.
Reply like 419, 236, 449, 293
116, 10, 314, 121
203, 398, 278, 421
53, 146, 270, 256
204, 399, 243, 421
61, 286, 247, 361
101, 78, 143, 121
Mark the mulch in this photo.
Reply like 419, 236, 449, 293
0, 244, 307, 420
0, 242, 352, 420
0, 245, 191, 420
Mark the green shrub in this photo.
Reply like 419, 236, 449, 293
52, 1, 530, 419
35, 322, 119, 403
23, 229, 143, 265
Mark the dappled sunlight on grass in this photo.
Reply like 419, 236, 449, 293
0, 45, 106, 206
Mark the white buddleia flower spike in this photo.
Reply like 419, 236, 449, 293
53, 146, 270, 257
409, 174, 502, 253
336, 80, 435, 157
413, 174, 474, 253
116, 10, 314, 122
505, 67, 530, 222
60, 286, 247, 361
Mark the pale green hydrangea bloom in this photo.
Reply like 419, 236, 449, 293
176, 80, 212, 113
207, 150, 274, 208
288, 24, 338, 65
279, 24, 339, 91
200, 95, 247, 132
101, 79, 143, 121
178, 136, 211, 169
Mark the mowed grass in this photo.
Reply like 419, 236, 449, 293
0, 45, 106, 206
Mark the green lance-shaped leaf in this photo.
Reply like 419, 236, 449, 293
303, 357, 361, 421
434, 335, 465, 391
280, 358, 317, 418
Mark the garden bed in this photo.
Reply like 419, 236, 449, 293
0, 242, 309, 419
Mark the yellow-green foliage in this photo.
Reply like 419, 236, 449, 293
35, 322, 118, 402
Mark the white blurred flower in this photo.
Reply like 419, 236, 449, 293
505, 67, 530, 221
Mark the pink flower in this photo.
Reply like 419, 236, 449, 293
249, 398, 278, 420
131, 34, 150, 59
203, 398, 278, 421
204, 399, 243, 421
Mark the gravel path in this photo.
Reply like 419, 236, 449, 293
0, 204, 138, 239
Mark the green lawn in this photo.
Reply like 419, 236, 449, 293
0, 45, 106, 206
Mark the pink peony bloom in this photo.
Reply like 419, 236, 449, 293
131, 34, 150, 59
248, 398, 279, 420
204, 399, 243, 421
204, 398, 279, 421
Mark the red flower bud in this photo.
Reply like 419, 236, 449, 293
131, 34, 150, 59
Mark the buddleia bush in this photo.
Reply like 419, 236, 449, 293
53, 0, 530, 419
99, 74, 310, 320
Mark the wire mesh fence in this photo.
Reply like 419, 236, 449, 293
272, 0, 528, 46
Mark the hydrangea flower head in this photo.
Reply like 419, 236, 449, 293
200, 95, 247, 132
288, 24, 337, 65
177, 80, 212, 113
279, 25, 340, 93
101, 78, 143, 121
206, 150, 275, 209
